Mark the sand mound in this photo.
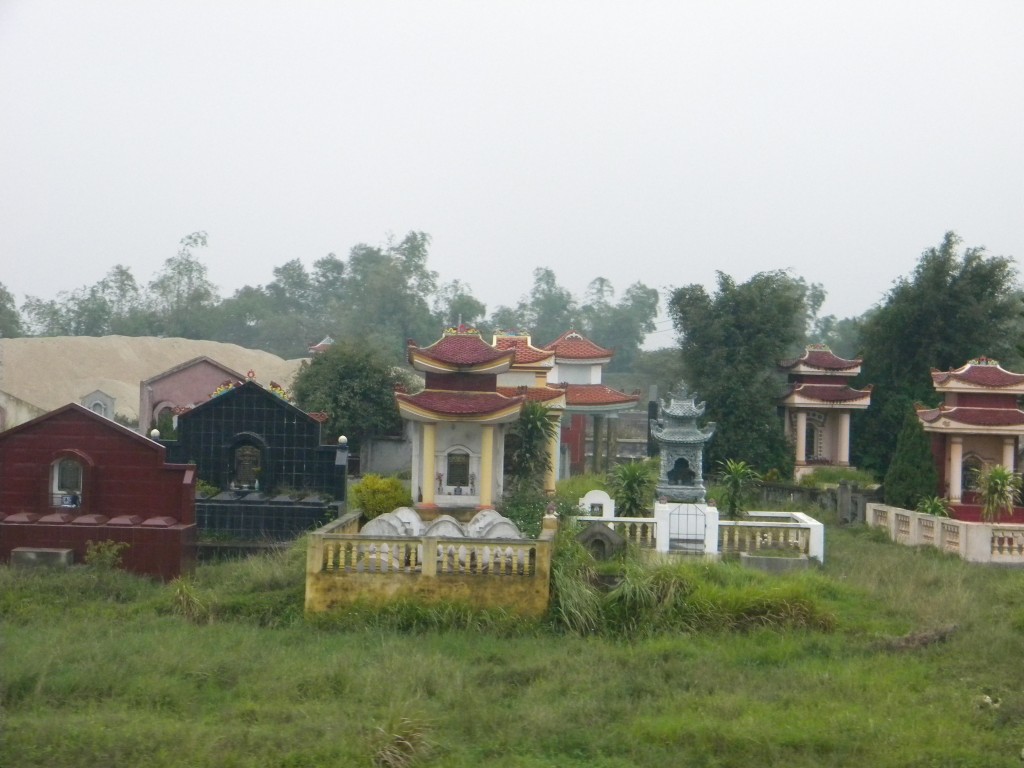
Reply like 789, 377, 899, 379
0, 336, 306, 423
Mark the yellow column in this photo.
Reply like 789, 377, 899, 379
544, 416, 560, 494
949, 436, 963, 502
421, 422, 437, 507
479, 424, 494, 508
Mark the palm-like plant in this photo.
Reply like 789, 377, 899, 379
506, 401, 558, 492
974, 464, 1022, 522
718, 459, 761, 520
915, 496, 951, 518
607, 459, 658, 517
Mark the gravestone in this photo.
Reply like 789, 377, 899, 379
576, 522, 626, 561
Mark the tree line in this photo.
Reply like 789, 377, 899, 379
0, 231, 658, 369
670, 231, 1023, 482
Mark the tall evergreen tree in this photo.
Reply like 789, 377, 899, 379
883, 410, 939, 508
669, 270, 812, 475
855, 232, 1021, 474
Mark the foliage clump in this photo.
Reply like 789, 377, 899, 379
350, 474, 413, 520
292, 342, 410, 451
717, 459, 761, 519
974, 464, 1022, 522
607, 459, 658, 517
84, 540, 129, 571
547, 524, 835, 637
504, 401, 558, 493
856, 232, 1021, 474
884, 410, 939, 509
669, 270, 810, 475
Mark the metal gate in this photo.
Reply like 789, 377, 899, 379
668, 504, 706, 553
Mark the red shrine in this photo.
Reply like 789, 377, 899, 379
396, 328, 528, 513
916, 357, 1024, 516
779, 344, 872, 478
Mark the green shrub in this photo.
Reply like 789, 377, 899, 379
607, 459, 658, 517
195, 479, 220, 498
555, 472, 608, 505
84, 540, 129, 571
916, 496, 951, 517
885, 410, 939, 508
351, 474, 413, 520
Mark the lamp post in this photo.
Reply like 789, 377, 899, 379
335, 435, 350, 505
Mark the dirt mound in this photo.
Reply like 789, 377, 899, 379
0, 336, 306, 422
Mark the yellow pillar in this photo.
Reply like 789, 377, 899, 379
422, 422, 437, 507
479, 424, 494, 508
544, 416, 560, 494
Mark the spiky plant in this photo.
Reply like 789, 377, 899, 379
974, 464, 1022, 522
717, 459, 761, 520
915, 496, 951, 518
607, 459, 658, 517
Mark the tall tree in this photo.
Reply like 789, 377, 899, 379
0, 282, 23, 337
291, 342, 409, 451
581, 279, 659, 371
883, 410, 939, 508
491, 268, 579, 345
147, 232, 219, 338
855, 232, 1021, 474
433, 279, 487, 329
669, 270, 811, 474
334, 232, 439, 361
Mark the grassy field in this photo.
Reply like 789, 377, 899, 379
3, 518, 1024, 767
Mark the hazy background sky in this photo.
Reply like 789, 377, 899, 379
2, 1, 1022, 347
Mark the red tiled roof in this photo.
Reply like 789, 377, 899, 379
411, 333, 512, 367
494, 335, 553, 365
563, 384, 638, 407
497, 385, 563, 404
397, 390, 522, 416
785, 384, 872, 403
932, 361, 1024, 388
544, 330, 612, 360
918, 406, 1024, 427
779, 345, 861, 371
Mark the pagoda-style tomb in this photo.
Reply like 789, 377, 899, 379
916, 357, 1024, 504
779, 344, 872, 479
397, 328, 526, 513
541, 330, 639, 474
651, 392, 716, 503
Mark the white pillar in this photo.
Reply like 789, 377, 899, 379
479, 425, 494, 507
1003, 437, 1016, 471
949, 436, 963, 502
795, 411, 807, 465
837, 411, 851, 466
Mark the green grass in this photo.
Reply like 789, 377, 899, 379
4, 525, 1024, 766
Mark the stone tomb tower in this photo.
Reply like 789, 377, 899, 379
652, 392, 715, 503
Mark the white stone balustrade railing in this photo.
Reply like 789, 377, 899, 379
312, 534, 540, 578
574, 506, 823, 563
719, 512, 824, 563
575, 517, 658, 548
865, 503, 1024, 564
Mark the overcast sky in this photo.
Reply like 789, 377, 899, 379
2, 1, 1022, 347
